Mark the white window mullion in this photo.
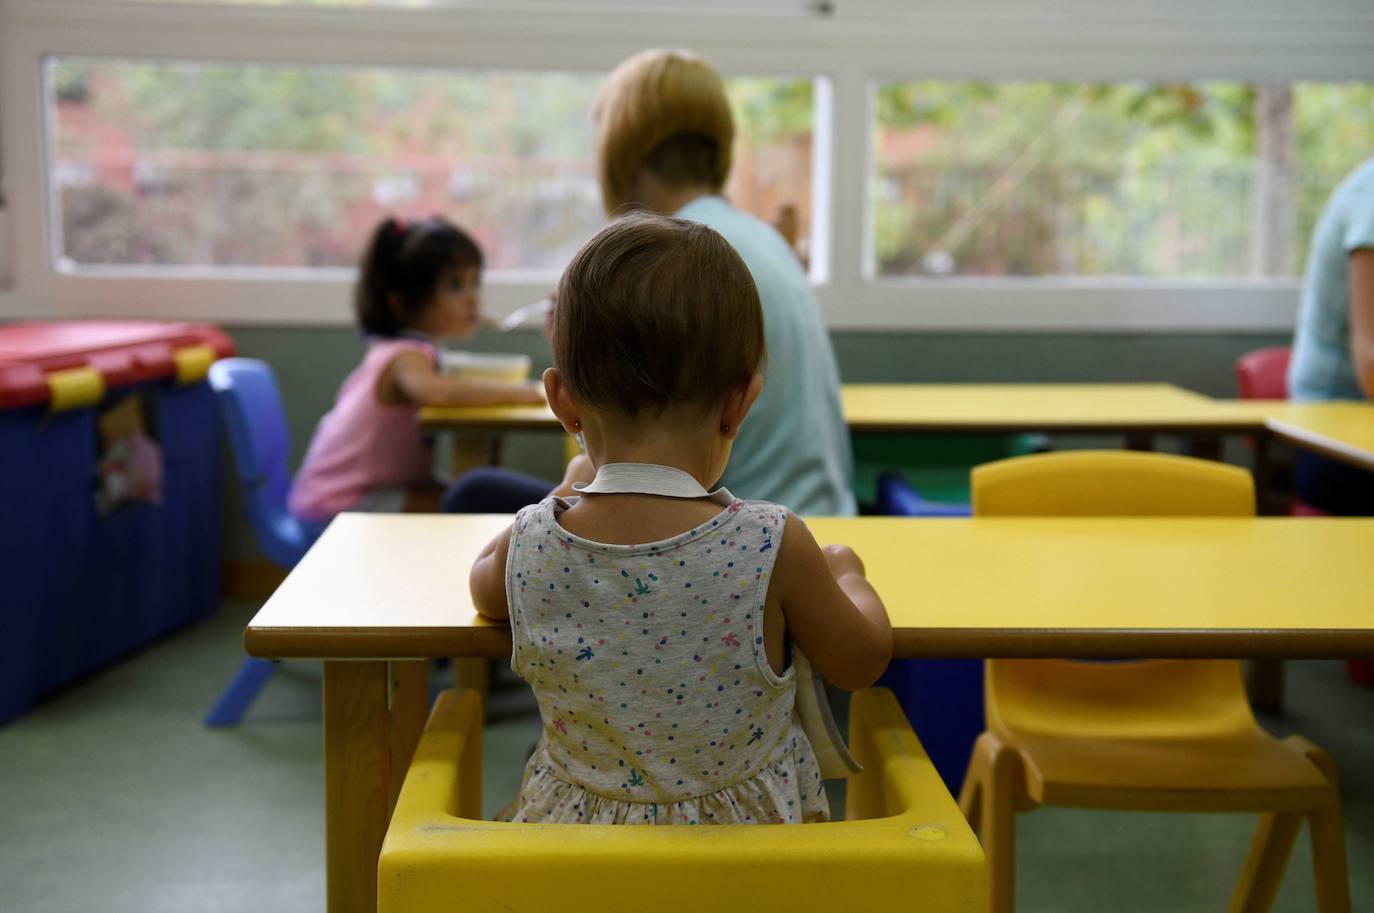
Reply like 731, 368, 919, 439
816, 64, 871, 324
1, 27, 53, 308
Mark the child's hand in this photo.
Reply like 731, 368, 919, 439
822, 543, 866, 579
775, 519, 891, 690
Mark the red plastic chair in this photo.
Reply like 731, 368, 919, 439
1234, 347, 1325, 515
1235, 346, 1292, 399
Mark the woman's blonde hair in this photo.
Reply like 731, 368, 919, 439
592, 49, 735, 215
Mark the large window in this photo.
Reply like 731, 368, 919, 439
6, 0, 1372, 327
872, 80, 1374, 280
48, 58, 815, 274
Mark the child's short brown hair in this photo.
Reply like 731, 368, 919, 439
553, 212, 764, 418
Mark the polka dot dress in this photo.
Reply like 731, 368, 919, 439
500, 495, 829, 825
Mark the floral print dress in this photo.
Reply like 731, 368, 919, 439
501, 492, 829, 825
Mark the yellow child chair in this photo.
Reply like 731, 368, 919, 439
379, 687, 985, 913
959, 450, 1350, 913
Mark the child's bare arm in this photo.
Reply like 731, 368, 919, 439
470, 457, 589, 621
776, 513, 892, 690
470, 526, 514, 621
389, 350, 545, 407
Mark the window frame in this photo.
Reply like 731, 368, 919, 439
2, 0, 1373, 330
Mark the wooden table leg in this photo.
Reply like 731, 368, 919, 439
387, 660, 431, 808
323, 660, 431, 913
1254, 431, 1282, 517
453, 658, 490, 704
323, 661, 390, 913
1187, 434, 1223, 461
451, 435, 498, 477
1247, 659, 1286, 715
1248, 430, 1287, 713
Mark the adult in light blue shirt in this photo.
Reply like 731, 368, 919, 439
1287, 155, 1374, 513
446, 48, 855, 516
590, 49, 855, 515
674, 195, 855, 515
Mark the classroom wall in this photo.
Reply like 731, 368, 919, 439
219, 326, 1289, 562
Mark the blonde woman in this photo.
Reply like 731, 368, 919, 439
590, 49, 854, 516
447, 50, 854, 516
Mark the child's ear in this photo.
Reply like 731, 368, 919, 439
543, 367, 583, 436
720, 373, 764, 440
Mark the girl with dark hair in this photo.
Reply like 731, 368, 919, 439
289, 216, 544, 522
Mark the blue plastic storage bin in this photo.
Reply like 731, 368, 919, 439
0, 322, 233, 723
872, 477, 983, 793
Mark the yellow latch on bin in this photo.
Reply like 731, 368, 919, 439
47, 367, 106, 413
174, 344, 216, 385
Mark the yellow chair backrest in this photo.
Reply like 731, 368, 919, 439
972, 450, 1254, 518
379, 688, 986, 913
971, 451, 1257, 741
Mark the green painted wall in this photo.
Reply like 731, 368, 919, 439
220, 326, 1289, 561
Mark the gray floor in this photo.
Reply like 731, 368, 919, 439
1, 599, 1369, 912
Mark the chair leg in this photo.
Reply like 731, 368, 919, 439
1227, 812, 1302, 913
204, 657, 277, 727
1287, 737, 1352, 913
982, 736, 1022, 913
457, 688, 485, 820
959, 733, 990, 832
1309, 805, 1352, 913
1229, 736, 1352, 913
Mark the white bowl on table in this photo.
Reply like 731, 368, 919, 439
439, 350, 532, 384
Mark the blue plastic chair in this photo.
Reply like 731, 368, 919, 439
872, 473, 981, 792
875, 472, 972, 518
204, 358, 326, 726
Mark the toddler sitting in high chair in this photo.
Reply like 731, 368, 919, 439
471, 212, 892, 824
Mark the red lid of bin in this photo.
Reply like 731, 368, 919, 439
0, 321, 235, 410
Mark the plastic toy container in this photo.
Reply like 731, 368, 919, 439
0, 321, 234, 722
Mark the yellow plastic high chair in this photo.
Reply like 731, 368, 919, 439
960, 451, 1350, 913
379, 687, 985, 913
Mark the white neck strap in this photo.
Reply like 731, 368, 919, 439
573, 462, 732, 504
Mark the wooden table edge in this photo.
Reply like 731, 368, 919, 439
843, 420, 1266, 434
419, 416, 1272, 435
1265, 418, 1374, 473
244, 627, 515, 660
246, 626, 1374, 661
894, 628, 1374, 658
418, 416, 560, 432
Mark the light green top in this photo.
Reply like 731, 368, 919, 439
1289, 156, 1374, 402
676, 195, 856, 516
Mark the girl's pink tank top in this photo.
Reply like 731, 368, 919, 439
288, 338, 436, 522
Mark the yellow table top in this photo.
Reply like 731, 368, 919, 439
419, 401, 561, 431
1244, 401, 1374, 472
419, 383, 1266, 433
418, 386, 1374, 471
838, 383, 1261, 432
245, 513, 1374, 662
